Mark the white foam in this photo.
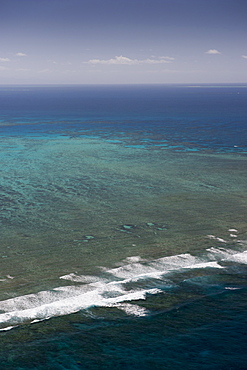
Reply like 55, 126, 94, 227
59, 273, 103, 283
0, 286, 157, 328
0, 275, 15, 282
124, 256, 145, 263
115, 303, 149, 317
216, 238, 227, 243
206, 235, 227, 243
223, 250, 247, 264
1, 247, 246, 330
190, 261, 224, 269
0, 326, 18, 332
207, 235, 216, 239
107, 253, 203, 280
206, 247, 237, 259
206, 247, 247, 265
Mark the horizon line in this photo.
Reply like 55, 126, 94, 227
1, 82, 247, 87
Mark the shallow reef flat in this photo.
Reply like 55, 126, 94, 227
0, 135, 246, 300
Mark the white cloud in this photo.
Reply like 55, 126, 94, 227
0, 57, 10, 62
87, 55, 174, 65
205, 49, 221, 54
88, 56, 137, 65
242, 55, 247, 59
16, 52, 27, 57
159, 56, 175, 61
144, 56, 175, 64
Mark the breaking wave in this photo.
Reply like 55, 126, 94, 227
1, 240, 246, 331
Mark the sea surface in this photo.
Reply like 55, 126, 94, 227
0, 84, 246, 369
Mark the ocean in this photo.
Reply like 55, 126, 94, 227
0, 84, 246, 369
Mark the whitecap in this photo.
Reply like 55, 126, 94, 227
223, 250, 247, 264
1, 245, 246, 331
114, 303, 149, 317
0, 326, 18, 332
206, 235, 227, 243
59, 273, 103, 283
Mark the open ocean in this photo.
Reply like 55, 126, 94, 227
0, 84, 246, 369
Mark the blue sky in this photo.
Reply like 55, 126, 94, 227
1, 0, 247, 84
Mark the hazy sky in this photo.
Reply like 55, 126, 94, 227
1, 0, 247, 84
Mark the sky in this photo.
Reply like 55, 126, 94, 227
0, 0, 247, 84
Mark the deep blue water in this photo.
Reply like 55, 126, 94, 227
0, 84, 246, 151
0, 84, 246, 369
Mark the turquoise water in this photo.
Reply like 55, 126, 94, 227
0, 85, 246, 369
